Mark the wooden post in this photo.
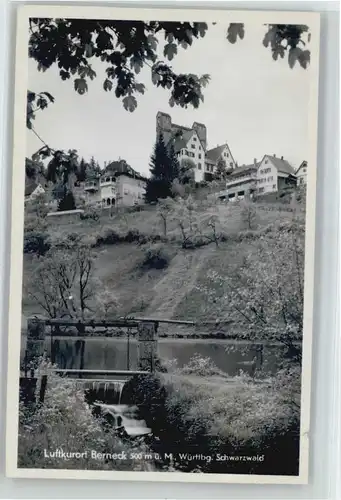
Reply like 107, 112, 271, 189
26, 318, 46, 367
137, 322, 158, 372
39, 375, 48, 403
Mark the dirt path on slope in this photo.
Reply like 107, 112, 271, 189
146, 247, 211, 320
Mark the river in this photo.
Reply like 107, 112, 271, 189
20, 335, 285, 376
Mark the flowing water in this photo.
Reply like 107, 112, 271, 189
94, 403, 151, 437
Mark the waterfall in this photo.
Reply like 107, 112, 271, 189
94, 403, 151, 437
82, 379, 126, 405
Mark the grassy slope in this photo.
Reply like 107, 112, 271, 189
22, 200, 304, 327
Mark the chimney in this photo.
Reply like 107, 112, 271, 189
273, 154, 276, 157
281, 155, 283, 160
253, 158, 257, 166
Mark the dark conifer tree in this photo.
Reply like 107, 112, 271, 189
58, 190, 76, 212
145, 133, 179, 203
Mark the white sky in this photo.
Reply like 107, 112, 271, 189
26, 21, 312, 175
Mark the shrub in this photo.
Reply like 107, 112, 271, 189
23, 231, 51, 256
140, 243, 171, 270
57, 190, 76, 212
18, 366, 152, 471
80, 206, 101, 221
179, 354, 225, 377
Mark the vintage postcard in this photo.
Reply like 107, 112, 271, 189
6, 5, 320, 484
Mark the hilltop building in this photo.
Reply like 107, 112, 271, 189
24, 180, 46, 203
295, 161, 308, 186
84, 159, 146, 208
216, 154, 297, 202
156, 111, 236, 183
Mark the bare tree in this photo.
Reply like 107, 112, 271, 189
26, 242, 95, 319
157, 197, 175, 237
240, 199, 258, 230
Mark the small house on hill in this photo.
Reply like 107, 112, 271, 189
295, 161, 307, 186
25, 180, 45, 202
84, 159, 147, 208
257, 155, 297, 195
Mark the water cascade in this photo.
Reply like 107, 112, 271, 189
79, 379, 126, 404
94, 403, 151, 437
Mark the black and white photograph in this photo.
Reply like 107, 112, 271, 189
6, 6, 320, 483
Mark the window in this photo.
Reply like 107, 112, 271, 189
199, 146, 201, 150
303, 168, 306, 173
229, 193, 235, 199
265, 159, 268, 164
124, 189, 128, 195
273, 184, 276, 189
198, 153, 202, 159
230, 162, 233, 168
198, 163, 202, 170
191, 144, 196, 149
105, 177, 110, 182
193, 136, 197, 141
258, 187, 264, 193
188, 151, 195, 158
267, 176, 273, 182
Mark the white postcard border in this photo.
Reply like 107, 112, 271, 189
5, 4, 321, 484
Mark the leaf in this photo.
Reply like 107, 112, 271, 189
298, 49, 310, 69
199, 74, 211, 88
164, 42, 178, 61
195, 22, 208, 38
134, 82, 145, 94
103, 78, 113, 91
41, 92, 55, 103
122, 95, 137, 112
27, 91, 36, 103
151, 70, 161, 85
85, 43, 93, 58
147, 34, 158, 51
88, 67, 97, 80
227, 23, 245, 44
60, 70, 70, 80
272, 46, 285, 61
74, 78, 88, 95
288, 47, 301, 69
130, 55, 143, 74
36, 97, 48, 110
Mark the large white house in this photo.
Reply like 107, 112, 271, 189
156, 111, 236, 183
257, 155, 297, 195
216, 155, 297, 202
84, 160, 146, 208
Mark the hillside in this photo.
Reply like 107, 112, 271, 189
22, 195, 305, 336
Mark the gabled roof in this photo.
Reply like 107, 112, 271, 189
206, 145, 227, 163
229, 164, 259, 178
25, 180, 39, 196
167, 129, 194, 153
265, 155, 296, 176
295, 161, 307, 174
103, 160, 146, 182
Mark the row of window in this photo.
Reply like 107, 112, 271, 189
260, 167, 271, 174
258, 184, 276, 193
258, 176, 274, 184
